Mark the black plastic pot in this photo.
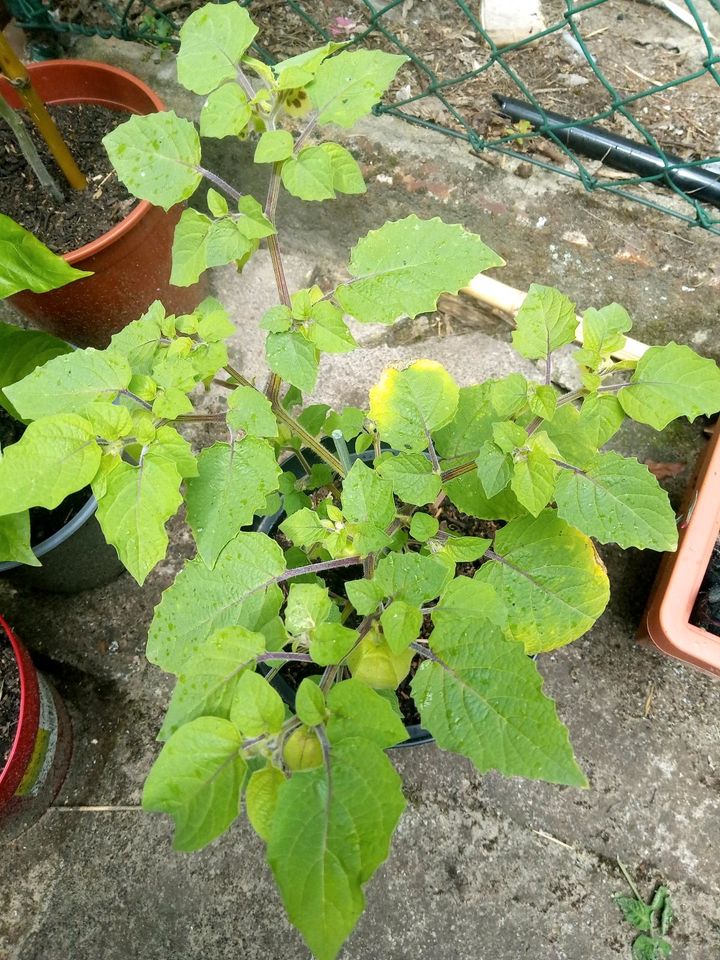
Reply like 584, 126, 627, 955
255, 444, 433, 749
0, 493, 125, 593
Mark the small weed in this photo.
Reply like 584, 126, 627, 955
615, 860, 674, 959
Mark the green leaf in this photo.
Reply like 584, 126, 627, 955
160, 626, 265, 739
310, 622, 358, 666
226, 386, 278, 437
279, 507, 327, 550
369, 360, 459, 452
512, 284, 577, 360
274, 41, 346, 90
0, 214, 91, 298
376, 453, 441, 505
206, 187, 228, 217
108, 300, 165, 373
186, 439, 281, 567
319, 142, 366, 194
0, 415, 100, 516
327, 679, 407, 748
433, 384, 496, 459
255, 129, 294, 163
345, 577, 385, 615
409, 512, 438, 542
235, 196, 276, 239
489, 374, 528, 417
435, 535, 491, 563
246, 765, 285, 841
615, 896, 653, 932
342, 460, 395, 530
170, 208, 211, 286
476, 442, 512, 498
93, 449, 183, 585
632, 935, 670, 960
143, 716, 245, 851
475, 510, 610, 653
205, 218, 254, 269
336, 215, 504, 325
266, 331, 319, 393
200, 83, 252, 138
581, 303, 632, 364
81, 403, 133, 441
177, 3, 258, 95
309, 49, 407, 127
542, 403, 599, 469
578, 394, 625, 448
0, 511, 39, 566
5, 348, 131, 421
305, 302, 357, 354
413, 624, 586, 786
296, 678, 327, 726
103, 111, 202, 210
281, 146, 335, 201
528, 384, 557, 421
260, 305, 293, 333
443, 464, 524, 522
147, 531, 286, 672
432, 577, 506, 631
194, 295, 235, 342
618, 343, 720, 430
380, 600, 422, 654
285, 583, 332, 634
153, 425, 198, 478
374, 552, 451, 606
267, 737, 406, 960
230, 670, 285, 736
510, 447, 558, 517
0, 322, 72, 420
554, 452, 677, 551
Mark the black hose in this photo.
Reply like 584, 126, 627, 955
493, 93, 720, 210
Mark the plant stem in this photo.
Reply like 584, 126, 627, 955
274, 555, 362, 586
294, 112, 319, 152
440, 460, 475, 483
617, 860, 644, 902
223, 364, 254, 388
273, 403, 346, 475
119, 389, 153, 411
0, 97, 63, 202
198, 166, 242, 203
175, 413, 226, 423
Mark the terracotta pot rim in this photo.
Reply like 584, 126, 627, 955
0, 615, 33, 793
21, 59, 164, 265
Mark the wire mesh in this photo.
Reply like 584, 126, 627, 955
5, 0, 720, 233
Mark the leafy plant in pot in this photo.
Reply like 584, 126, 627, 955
0, 50, 205, 347
0, 214, 125, 591
3, 5, 720, 955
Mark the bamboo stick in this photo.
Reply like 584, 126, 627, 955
461, 272, 649, 362
0, 33, 87, 191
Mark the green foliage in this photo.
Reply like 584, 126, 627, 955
2, 5, 718, 958
614, 863, 674, 960
0, 214, 91, 299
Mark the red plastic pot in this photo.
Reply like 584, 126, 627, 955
640, 421, 720, 678
2, 60, 205, 348
0, 615, 72, 840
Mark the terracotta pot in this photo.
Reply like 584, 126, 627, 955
640, 421, 720, 678
2, 60, 205, 347
0, 615, 72, 841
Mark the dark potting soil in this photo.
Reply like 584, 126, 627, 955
0, 407, 89, 551
0, 103, 137, 254
0, 633, 21, 771
271, 499, 499, 729
692, 541, 720, 637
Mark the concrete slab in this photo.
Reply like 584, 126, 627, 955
2, 30, 720, 960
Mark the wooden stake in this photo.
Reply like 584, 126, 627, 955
0, 33, 87, 191
462, 272, 649, 362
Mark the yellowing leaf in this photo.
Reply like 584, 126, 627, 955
369, 360, 459, 452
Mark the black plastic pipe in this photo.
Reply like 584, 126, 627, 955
493, 93, 720, 210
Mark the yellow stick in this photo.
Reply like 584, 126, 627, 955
0, 34, 87, 191
462, 272, 649, 362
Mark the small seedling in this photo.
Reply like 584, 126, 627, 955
615, 860, 674, 959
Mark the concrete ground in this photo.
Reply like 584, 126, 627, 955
2, 31, 720, 960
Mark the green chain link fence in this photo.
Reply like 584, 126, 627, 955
5, 0, 720, 233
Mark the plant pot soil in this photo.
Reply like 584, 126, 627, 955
0, 407, 126, 592
0, 102, 138, 254
0, 615, 72, 841
1, 60, 206, 349
640, 420, 720, 678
